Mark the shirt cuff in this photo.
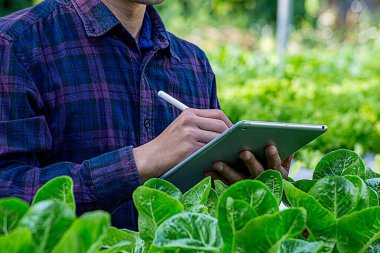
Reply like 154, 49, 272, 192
84, 146, 142, 211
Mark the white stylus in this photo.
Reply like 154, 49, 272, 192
158, 91, 190, 111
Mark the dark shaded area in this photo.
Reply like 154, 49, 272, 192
0, 0, 32, 16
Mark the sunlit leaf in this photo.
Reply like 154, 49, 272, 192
343, 175, 370, 211
280, 239, 325, 253
152, 213, 222, 252
52, 211, 110, 253
307, 177, 358, 218
0, 198, 29, 235
0, 228, 37, 253
205, 189, 218, 217
18, 200, 75, 252
144, 178, 182, 200
369, 189, 379, 206
256, 169, 283, 204
313, 149, 365, 179
133, 186, 183, 247
283, 181, 337, 251
365, 167, 380, 180
214, 180, 228, 196
181, 177, 211, 211
101, 227, 145, 253
32, 176, 75, 212
366, 178, 380, 203
337, 207, 380, 253
218, 180, 278, 252
234, 208, 307, 253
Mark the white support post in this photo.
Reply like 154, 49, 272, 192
276, 0, 293, 76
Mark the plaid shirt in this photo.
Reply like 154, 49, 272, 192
0, 0, 219, 229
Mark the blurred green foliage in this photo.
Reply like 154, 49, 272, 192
0, 0, 31, 16
207, 39, 380, 169
156, 0, 310, 32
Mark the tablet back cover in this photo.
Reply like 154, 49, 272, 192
160, 121, 327, 192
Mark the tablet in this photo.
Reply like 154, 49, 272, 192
160, 120, 328, 192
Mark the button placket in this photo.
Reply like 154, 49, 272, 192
139, 75, 151, 144
139, 50, 158, 145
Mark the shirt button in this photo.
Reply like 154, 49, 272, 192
144, 119, 150, 128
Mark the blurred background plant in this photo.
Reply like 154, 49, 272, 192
1, 0, 379, 175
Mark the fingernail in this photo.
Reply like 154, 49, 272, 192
266, 146, 277, 157
240, 152, 250, 161
213, 163, 223, 172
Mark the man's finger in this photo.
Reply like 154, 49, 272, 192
281, 154, 294, 171
212, 161, 244, 183
193, 109, 233, 128
265, 146, 288, 178
193, 129, 220, 144
239, 151, 264, 178
265, 146, 281, 169
195, 116, 229, 133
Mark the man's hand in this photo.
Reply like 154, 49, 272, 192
133, 109, 233, 182
206, 146, 293, 185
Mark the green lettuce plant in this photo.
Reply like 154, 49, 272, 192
1, 149, 380, 252
284, 149, 380, 252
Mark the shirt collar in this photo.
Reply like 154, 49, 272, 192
147, 6, 180, 60
71, 0, 174, 54
71, 0, 119, 37
137, 11, 154, 49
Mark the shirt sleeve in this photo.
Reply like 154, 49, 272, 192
0, 37, 141, 215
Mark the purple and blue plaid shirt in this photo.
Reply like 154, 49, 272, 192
0, 0, 219, 229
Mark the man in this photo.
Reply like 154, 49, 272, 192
0, 0, 292, 229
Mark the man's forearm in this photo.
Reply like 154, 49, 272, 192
0, 146, 141, 214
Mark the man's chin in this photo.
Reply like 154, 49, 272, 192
129, 0, 165, 4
